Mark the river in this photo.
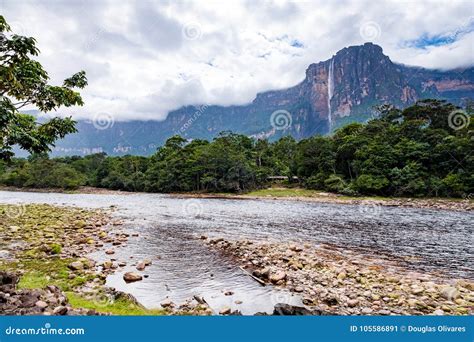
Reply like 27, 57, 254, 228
0, 190, 472, 314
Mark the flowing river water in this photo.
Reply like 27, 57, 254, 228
0, 191, 473, 314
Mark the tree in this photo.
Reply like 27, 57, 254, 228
0, 16, 87, 160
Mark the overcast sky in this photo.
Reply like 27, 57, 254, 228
1, 0, 473, 121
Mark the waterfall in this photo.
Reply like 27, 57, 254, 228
327, 58, 334, 132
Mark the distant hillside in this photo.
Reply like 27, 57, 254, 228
46, 43, 473, 156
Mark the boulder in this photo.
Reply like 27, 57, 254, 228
440, 286, 460, 300
272, 303, 313, 315
219, 306, 231, 315
253, 267, 270, 279
35, 300, 48, 309
68, 261, 83, 271
52, 306, 68, 315
123, 272, 143, 283
160, 298, 174, 308
269, 271, 286, 283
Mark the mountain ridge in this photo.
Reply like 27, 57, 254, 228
46, 43, 474, 156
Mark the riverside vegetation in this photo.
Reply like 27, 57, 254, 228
1, 100, 473, 199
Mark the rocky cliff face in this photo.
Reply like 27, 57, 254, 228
48, 43, 473, 156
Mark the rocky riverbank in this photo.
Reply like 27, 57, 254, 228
204, 237, 474, 315
0, 203, 143, 315
0, 203, 216, 315
177, 192, 474, 211
0, 271, 103, 315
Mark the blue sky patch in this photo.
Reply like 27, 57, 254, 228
402, 19, 474, 49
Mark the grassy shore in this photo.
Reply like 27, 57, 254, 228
0, 204, 162, 315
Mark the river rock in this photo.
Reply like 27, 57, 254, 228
81, 259, 96, 269
272, 303, 313, 315
347, 299, 359, 308
102, 261, 113, 269
68, 261, 83, 271
53, 306, 68, 315
105, 249, 115, 255
219, 306, 231, 315
289, 244, 303, 252
253, 267, 270, 279
337, 272, 347, 280
269, 271, 286, 283
123, 272, 143, 283
35, 300, 48, 309
136, 262, 146, 271
294, 286, 304, 293
440, 286, 460, 300
160, 298, 174, 308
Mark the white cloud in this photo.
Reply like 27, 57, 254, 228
1, 0, 473, 121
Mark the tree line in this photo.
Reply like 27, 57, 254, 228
0, 100, 472, 198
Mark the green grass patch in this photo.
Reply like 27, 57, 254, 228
245, 188, 324, 198
66, 292, 164, 315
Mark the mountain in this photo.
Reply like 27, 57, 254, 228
50, 43, 474, 156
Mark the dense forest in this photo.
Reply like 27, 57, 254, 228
1, 100, 472, 197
